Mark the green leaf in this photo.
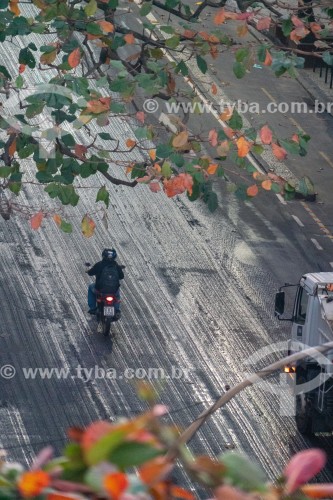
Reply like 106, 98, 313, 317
323, 51, 333, 66
84, 0, 97, 16
175, 60, 188, 76
281, 18, 293, 37
235, 47, 249, 63
156, 144, 173, 158
297, 176, 314, 197
60, 219, 72, 233
98, 132, 115, 141
15, 75, 24, 88
86, 23, 103, 35
26, 101, 45, 119
19, 48, 36, 69
279, 139, 300, 155
0, 0, 9, 8
18, 143, 35, 159
161, 162, 172, 178
257, 45, 267, 63
109, 442, 162, 468
140, 2, 152, 16
206, 191, 218, 212
165, 35, 180, 49
96, 185, 109, 208
0, 65, 11, 80
86, 429, 127, 466
233, 61, 246, 79
196, 55, 208, 74
160, 26, 175, 34
228, 109, 243, 130
0, 167, 12, 178
219, 452, 266, 491
252, 144, 264, 155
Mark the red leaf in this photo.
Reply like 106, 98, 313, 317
30, 211, 44, 230
247, 184, 259, 197
19, 64, 26, 73
260, 124, 273, 145
284, 449, 327, 494
136, 111, 145, 124
208, 129, 218, 147
163, 173, 193, 197
149, 182, 161, 193
292, 14, 304, 27
257, 16, 271, 30
75, 144, 87, 158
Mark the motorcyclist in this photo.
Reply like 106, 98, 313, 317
86, 248, 124, 318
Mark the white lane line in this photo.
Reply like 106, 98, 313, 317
311, 238, 323, 250
276, 193, 287, 205
292, 215, 304, 227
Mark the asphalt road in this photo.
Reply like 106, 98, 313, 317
1, 2, 333, 495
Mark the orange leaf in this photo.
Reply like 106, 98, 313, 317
97, 20, 114, 33
8, 139, 16, 157
140, 457, 173, 486
104, 472, 128, 500
164, 173, 193, 197
170, 485, 195, 500
257, 16, 271, 30
124, 33, 135, 44
214, 9, 225, 24
149, 149, 156, 161
261, 179, 272, 190
9, 0, 20, 16
211, 83, 218, 95
19, 64, 26, 73
272, 142, 287, 160
126, 165, 133, 174
301, 484, 333, 498
18, 471, 50, 497
264, 49, 272, 66
210, 45, 218, 59
247, 184, 259, 197
172, 131, 189, 148
68, 47, 81, 68
81, 214, 95, 238
207, 163, 218, 175
236, 136, 251, 157
237, 23, 248, 37
53, 214, 62, 227
126, 138, 136, 149
208, 129, 218, 147
290, 26, 310, 43
30, 211, 44, 230
85, 97, 111, 114
260, 124, 273, 145
220, 106, 233, 121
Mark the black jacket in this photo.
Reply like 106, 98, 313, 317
87, 260, 124, 290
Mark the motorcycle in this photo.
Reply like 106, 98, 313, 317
85, 263, 125, 339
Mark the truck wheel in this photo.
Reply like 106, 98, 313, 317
295, 376, 313, 435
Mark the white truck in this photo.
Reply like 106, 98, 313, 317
274, 272, 333, 434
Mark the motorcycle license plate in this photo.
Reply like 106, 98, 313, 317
104, 306, 114, 317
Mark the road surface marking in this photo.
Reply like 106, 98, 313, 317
261, 87, 276, 103
288, 116, 306, 134
292, 215, 304, 227
311, 238, 323, 250
276, 193, 287, 205
301, 201, 333, 242
319, 151, 333, 170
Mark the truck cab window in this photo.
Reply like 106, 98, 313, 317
294, 287, 309, 324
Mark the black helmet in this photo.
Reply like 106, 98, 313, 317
102, 248, 117, 260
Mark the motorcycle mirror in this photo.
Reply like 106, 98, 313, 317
85, 262, 91, 267
120, 265, 126, 269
